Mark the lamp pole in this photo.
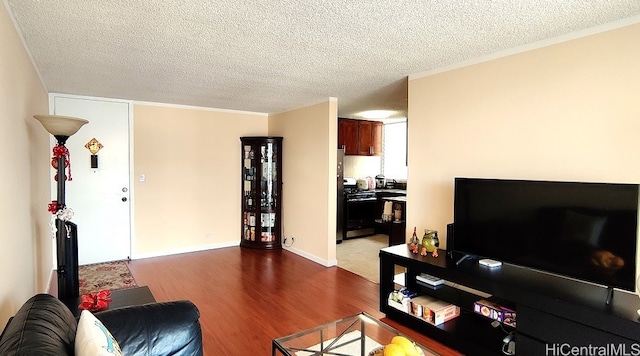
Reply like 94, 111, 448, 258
53, 135, 79, 300
33, 114, 88, 300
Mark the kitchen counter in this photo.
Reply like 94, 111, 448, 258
374, 191, 407, 245
380, 195, 406, 203
372, 189, 406, 194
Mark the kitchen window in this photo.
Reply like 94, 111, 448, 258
382, 121, 407, 180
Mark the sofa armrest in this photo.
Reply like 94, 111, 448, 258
0, 294, 77, 355
95, 300, 202, 356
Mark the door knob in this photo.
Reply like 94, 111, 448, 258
122, 187, 128, 192
122, 197, 128, 202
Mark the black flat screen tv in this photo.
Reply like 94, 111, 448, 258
452, 177, 639, 292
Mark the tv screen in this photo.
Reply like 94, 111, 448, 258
453, 178, 639, 292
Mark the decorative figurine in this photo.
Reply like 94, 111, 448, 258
421, 229, 440, 258
409, 227, 420, 254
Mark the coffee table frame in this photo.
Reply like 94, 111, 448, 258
272, 312, 436, 356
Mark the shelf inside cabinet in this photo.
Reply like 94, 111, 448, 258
393, 273, 406, 287
383, 307, 505, 356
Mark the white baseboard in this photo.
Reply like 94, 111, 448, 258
283, 246, 337, 267
131, 241, 239, 260
130, 241, 339, 269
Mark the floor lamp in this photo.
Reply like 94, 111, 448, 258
34, 115, 88, 300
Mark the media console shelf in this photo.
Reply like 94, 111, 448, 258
379, 244, 640, 355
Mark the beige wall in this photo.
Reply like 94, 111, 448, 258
3, 2, 638, 329
132, 104, 268, 257
0, 3, 50, 326
407, 24, 640, 251
269, 99, 338, 265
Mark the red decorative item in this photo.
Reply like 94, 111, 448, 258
79, 290, 112, 311
51, 144, 73, 181
50, 157, 69, 169
52, 145, 69, 158
48, 201, 59, 214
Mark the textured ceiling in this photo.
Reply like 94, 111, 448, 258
6, 1, 640, 119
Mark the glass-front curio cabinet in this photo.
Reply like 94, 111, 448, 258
240, 136, 283, 249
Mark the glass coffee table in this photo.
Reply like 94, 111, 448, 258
272, 312, 439, 356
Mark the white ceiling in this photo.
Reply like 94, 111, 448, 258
6, 1, 640, 119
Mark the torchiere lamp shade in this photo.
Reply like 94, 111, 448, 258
33, 115, 89, 137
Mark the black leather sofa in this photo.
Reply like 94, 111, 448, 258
0, 293, 203, 355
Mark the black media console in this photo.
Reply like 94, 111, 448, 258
379, 244, 640, 355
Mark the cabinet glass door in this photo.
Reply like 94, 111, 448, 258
259, 142, 277, 242
242, 144, 257, 242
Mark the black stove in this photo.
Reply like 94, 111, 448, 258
344, 187, 376, 202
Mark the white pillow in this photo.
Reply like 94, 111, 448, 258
75, 310, 122, 356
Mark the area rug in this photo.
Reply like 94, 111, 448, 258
78, 260, 137, 295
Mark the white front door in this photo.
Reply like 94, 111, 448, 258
52, 95, 131, 265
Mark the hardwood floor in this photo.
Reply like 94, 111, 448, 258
125, 247, 462, 355
84, 246, 461, 354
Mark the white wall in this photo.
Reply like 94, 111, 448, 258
344, 155, 381, 180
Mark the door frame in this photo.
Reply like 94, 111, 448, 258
48, 93, 135, 268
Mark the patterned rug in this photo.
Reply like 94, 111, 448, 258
78, 260, 137, 295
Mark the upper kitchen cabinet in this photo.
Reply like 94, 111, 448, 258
338, 118, 359, 155
357, 121, 373, 155
338, 118, 382, 156
371, 121, 383, 155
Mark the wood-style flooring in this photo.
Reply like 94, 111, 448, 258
129, 247, 462, 355
54, 246, 462, 354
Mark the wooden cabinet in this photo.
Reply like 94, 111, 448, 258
240, 136, 283, 249
357, 121, 373, 155
372, 121, 383, 155
338, 118, 382, 156
338, 119, 358, 155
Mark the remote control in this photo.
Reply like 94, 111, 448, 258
416, 273, 444, 286
479, 259, 502, 268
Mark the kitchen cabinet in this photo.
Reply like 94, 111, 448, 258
338, 118, 382, 156
338, 118, 358, 155
372, 121, 383, 155
240, 136, 283, 249
357, 121, 373, 155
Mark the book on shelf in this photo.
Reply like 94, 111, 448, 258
473, 297, 516, 328
410, 295, 460, 326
